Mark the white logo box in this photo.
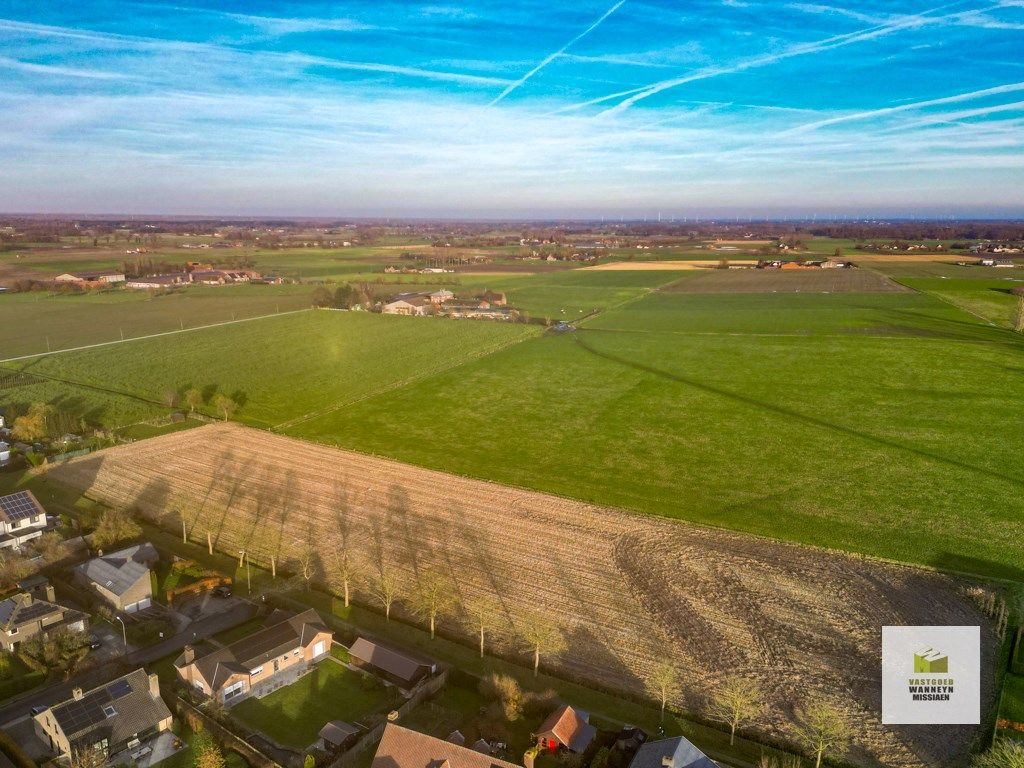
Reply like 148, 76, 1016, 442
882, 625, 980, 725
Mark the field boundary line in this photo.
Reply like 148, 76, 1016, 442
0, 307, 313, 364
272, 326, 540, 431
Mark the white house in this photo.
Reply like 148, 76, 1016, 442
0, 442, 10, 465
0, 491, 48, 550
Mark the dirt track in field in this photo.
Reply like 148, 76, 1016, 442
50, 424, 996, 768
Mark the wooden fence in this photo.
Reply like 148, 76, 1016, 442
165, 686, 282, 768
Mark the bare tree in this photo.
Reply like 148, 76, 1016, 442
70, 746, 106, 768
211, 393, 238, 421
292, 538, 318, 591
410, 571, 455, 639
1014, 294, 1024, 333
184, 387, 203, 415
372, 570, 401, 621
646, 662, 679, 723
464, 595, 503, 658
792, 702, 853, 768
162, 389, 178, 410
519, 612, 566, 677
333, 551, 360, 608
707, 675, 765, 745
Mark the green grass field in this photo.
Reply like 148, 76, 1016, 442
1001, 674, 1024, 724
0, 284, 313, 359
230, 662, 399, 748
4, 311, 538, 429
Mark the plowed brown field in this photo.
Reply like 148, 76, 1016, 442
50, 424, 996, 768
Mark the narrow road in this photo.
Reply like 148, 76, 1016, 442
0, 602, 258, 727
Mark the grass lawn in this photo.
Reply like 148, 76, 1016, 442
0, 652, 46, 702
230, 662, 400, 749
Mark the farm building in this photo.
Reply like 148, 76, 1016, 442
125, 273, 190, 289
628, 736, 719, 768
535, 705, 596, 754
372, 724, 522, 768
73, 542, 159, 613
480, 290, 507, 306
0, 489, 48, 550
382, 294, 433, 316
348, 637, 434, 688
174, 608, 332, 704
0, 586, 88, 651
53, 270, 126, 285
32, 668, 173, 763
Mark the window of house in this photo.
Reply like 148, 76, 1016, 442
9, 628, 17, 635
249, 667, 263, 676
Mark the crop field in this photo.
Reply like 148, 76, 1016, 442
897, 277, 1024, 328
49, 423, 997, 768
662, 267, 907, 293
0, 285, 313, 359
2, 311, 536, 429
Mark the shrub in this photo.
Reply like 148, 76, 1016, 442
479, 673, 523, 720
523, 688, 560, 718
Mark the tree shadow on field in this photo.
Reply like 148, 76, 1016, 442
561, 623, 646, 699
230, 390, 248, 408
572, 333, 1024, 489
201, 383, 218, 403
386, 484, 423, 577
928, 551, 1024, 583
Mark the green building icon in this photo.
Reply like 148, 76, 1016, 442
914, 647, 948, 673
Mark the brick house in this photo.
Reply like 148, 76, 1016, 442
174, 608, 332, 705
74, 543, 159, 613
33, 668, 172, 763
0, 586, 88, 651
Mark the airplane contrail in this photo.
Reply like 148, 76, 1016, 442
488, 0, 626, 106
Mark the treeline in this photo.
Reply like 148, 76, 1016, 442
311, 282, 375, 309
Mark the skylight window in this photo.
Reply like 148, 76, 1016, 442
103, 706, 116, 718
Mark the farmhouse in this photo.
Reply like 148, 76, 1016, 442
372, 724, 522, 768
73, 542, 159, 613
174, 608, 332, 704
0, 490, 48, 550
978, 257, 1015, 267
480, 290, 507, 306
348, 637, 434, 688
629, 737, 719, 768
535, 705, 596, 754
32, 668, 173, 764
53, 270, 126, 285
0, 587, 88, 651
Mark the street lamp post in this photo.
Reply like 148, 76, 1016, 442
115, 616, 127, 655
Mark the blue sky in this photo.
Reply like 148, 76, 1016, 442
1, 1, 1023, 218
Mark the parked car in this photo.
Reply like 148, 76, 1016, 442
29, 705, 47, 717
211, 585, 232, 598
88, 634, 102, 650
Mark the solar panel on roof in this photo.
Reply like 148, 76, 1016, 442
106, 679, 132, 700
0, 491, 40, 522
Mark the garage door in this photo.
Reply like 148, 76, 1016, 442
314, 641, 326, 657
137, 597, 152, 610
124, 602, 139, 614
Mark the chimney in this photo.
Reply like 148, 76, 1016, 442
45, 584, 55, 602
661, 756, 674, 768
149, 673, 160, 699
183, 645, 195, 665
524, 750, 536, 768
72, 687, 84, 701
